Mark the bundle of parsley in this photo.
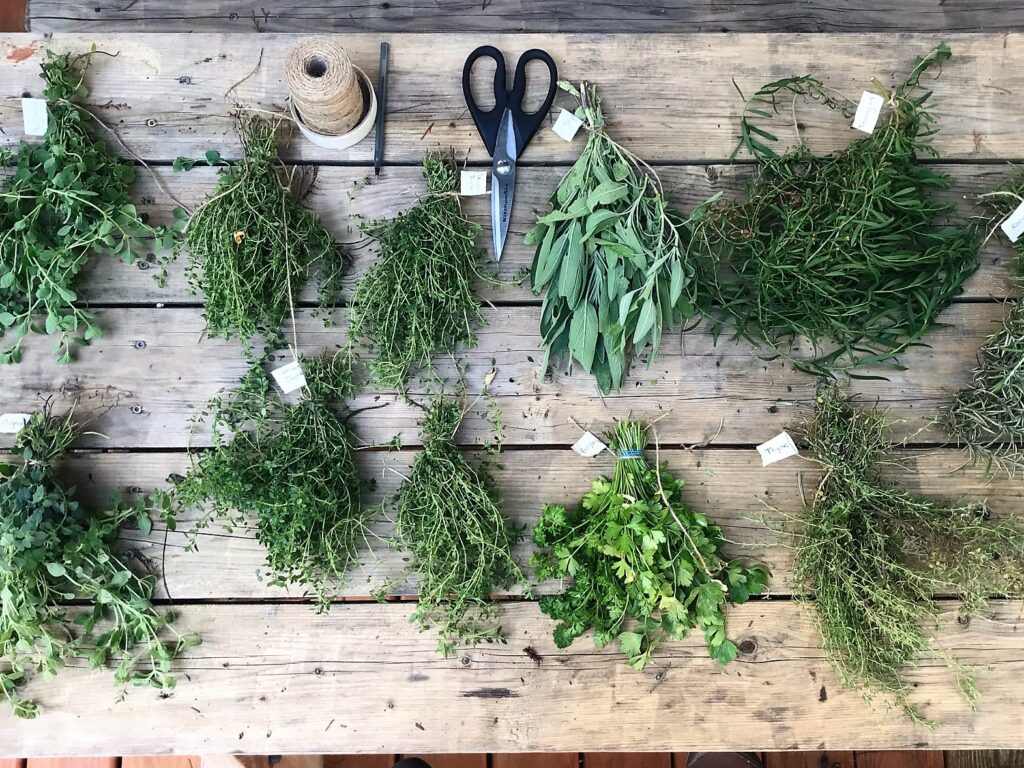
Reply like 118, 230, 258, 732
532, 418, 769, 669
528, 82, 710, 394
172, 351, 372, 609
0, 50, 172, 364
386, 396, 528, 655
795, 383, 1024, 723
690, 44, 979, 375
945, 170, 1024, 473
0, 408, 195, 719
349, 152, 492, 389
181, 114, 344, 347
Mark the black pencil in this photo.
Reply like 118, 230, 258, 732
374, 42, 389, 176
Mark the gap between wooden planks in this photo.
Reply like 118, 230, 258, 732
0, 33, 1022, 163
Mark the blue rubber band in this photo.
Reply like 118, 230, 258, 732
616, 449, 643, 459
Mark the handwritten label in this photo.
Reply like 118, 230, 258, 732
460, 170, 488, 196
1001, 200, 1024, 243
756, 431, 799, 467
552, 108, 584, 142
0, 413, 31, 434
22, 98, 48, 136
571, 431, 607, 458
271, 360, 307, 394
852, 91, 884, 134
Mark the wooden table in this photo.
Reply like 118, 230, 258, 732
1, 31, 1023, 756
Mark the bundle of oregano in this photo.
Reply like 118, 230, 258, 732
527, 82, 709, 394
532, 418, 769, 669
181, 114, 344, 346
349, 152, 491, 389
0, 407, 195, 719
794, 383, 1024, 723
945, 171, 1024, 473
0, 50, 173, 364
171, 350, 371, 609
386, 396, 528, 655
690, 44, 979, 376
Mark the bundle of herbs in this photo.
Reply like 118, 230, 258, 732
532, 418, 769, 669
689, 43, 979, 376
793, 383, 1024, 723
171, 350, 371, 609
0, 50, 174, 364
945, 171, 1024, 473
181, 114, 344, 347
0, 407, 195, 719
385, 396, 528, 655
349, 152, 492, 389
528, 82, 709, 394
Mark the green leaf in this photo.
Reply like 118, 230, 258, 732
569, 303, 598, 372
205, 149, 222, 165
632, 296, 657, 345
45, 562, 67, 578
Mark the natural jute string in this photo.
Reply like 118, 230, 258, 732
285, 38, 365, 136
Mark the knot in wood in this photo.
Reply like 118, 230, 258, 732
738, 638, 758, 655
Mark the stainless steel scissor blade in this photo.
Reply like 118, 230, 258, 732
490, 108, 518, 261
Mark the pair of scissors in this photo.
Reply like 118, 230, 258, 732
462, 46, 558, 260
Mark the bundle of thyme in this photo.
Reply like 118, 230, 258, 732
181, 114, 344, 347
690, 44, 979, 375
533, 418, 769, 669
0, 50, 173, 364
945, 171, 1024, 473
794, 384, 1024, 723
0, 407, 195, 719
172, 351, 371, 609
386, 396, 528, 655
528, 82, 708, 393
349, 152, 491, 389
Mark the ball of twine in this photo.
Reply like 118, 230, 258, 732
286, 38, 366, 136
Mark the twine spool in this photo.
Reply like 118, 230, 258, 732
286, 38, 366, 136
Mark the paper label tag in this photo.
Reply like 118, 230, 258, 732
0, 413, 31, 434
852, 91, 884, 134
552, 108, 584, 142
1001, 200, 1024, 243
22, 98, 48, 136
571, 431, 607, 458
270, 361, 307, 394
756, 431, 799, 467
460, 170, 488, 196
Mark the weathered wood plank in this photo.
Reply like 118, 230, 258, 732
584, 755, 670, 768
26, 760, 117, 768
2, 601, 1023, 755
854, 754, 943, 768
26, 1, 1024, 34
122, 759, 200, 768
401, 757, 483, 768
946, 753, 1024, 768
2, 33, 1023, 162
44, 447, 1023, 600
765, 754, 853, 768
76, 163, 1020, 306
323, 758, 395, 768
493, 755, 577, 768
0, 303, 1006, 449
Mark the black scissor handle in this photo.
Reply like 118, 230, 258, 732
508, 49, 558, 157
462, 45, 507, 156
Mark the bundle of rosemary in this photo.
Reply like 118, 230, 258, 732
945, 171, 1024, 473
349, 152, 492, 390
386, 396, 528, 655
181, 114, 344, 347
0, 408, 195, 719
795, 384, 1024, 723
690, 44, 979, 376
532, 419, 769, 669
172, 351, 371, 609
0, 50, 173, 364
527, 82, 709, 394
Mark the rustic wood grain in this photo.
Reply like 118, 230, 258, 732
122, 759, 199, 768
2, 33, 1023, 163
69, 163, 1021, 307
0, 0, 26, 32
25, 1, 1024, 34
2, 602, 1023, 756
323, 758, 395, 768
854, 754, 944, 768
402, 757, 484, 768
493, 755, 577, 768
0, 303, 1006, 449
585, 755, 670, 768
946, 753, 1024, 768
765, 754, 854, 768
46, 447, 1023, 600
